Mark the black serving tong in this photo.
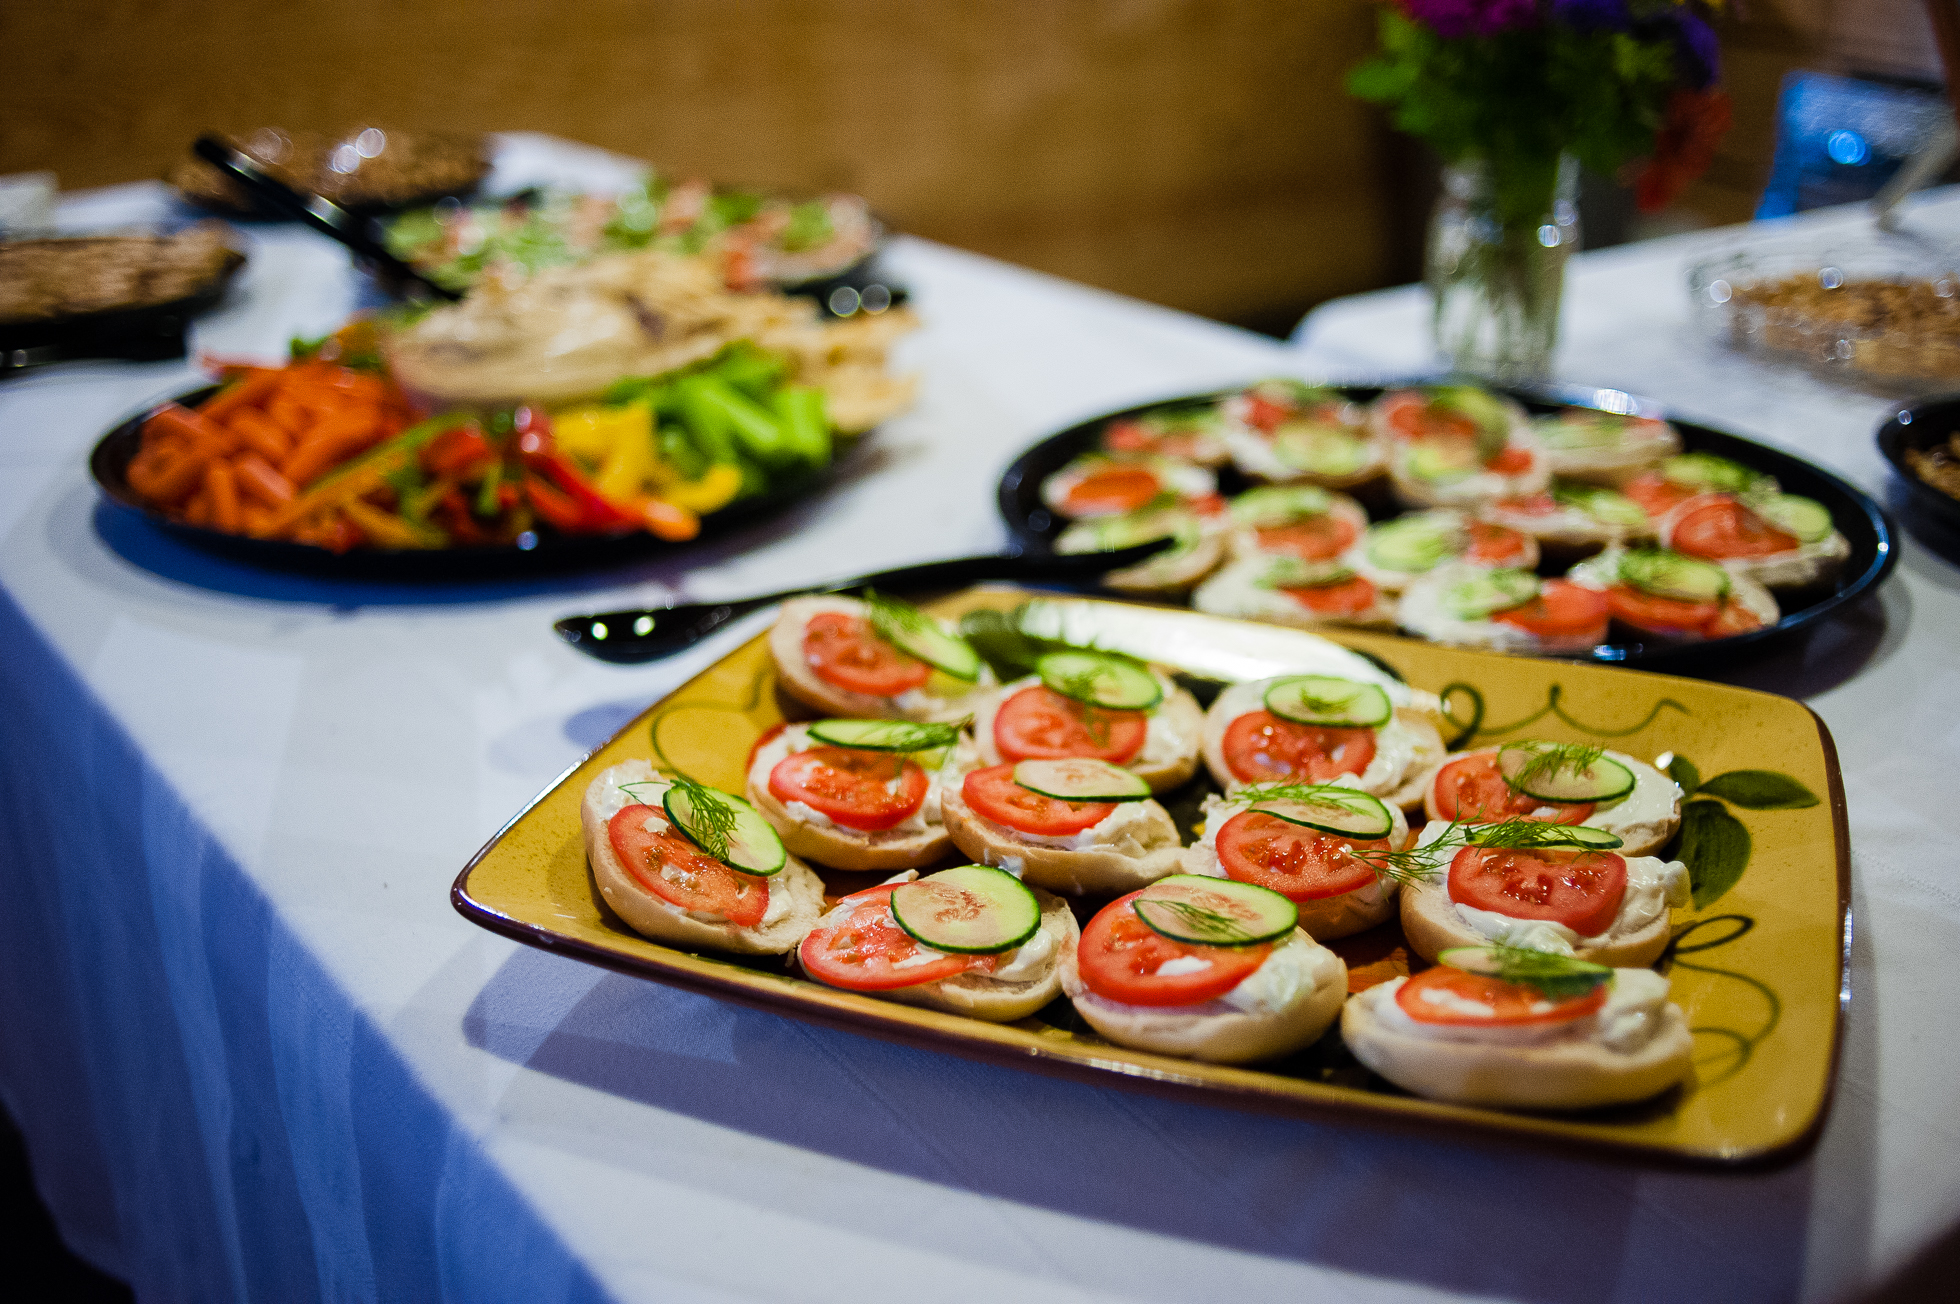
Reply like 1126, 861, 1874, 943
553, 540, 1173, 664
191, 134, 461, 301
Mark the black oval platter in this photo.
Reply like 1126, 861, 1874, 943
998, 381, 1898, 671
1875, 394, 1960, 551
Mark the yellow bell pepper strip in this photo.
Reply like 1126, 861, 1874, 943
661, 463, 744, 514
774, 385, 830, 466
591, 404, 657, 502
515, 408, 640, 533
341, 498, 446, 549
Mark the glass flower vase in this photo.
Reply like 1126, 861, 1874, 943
1426, 154, 1580, 382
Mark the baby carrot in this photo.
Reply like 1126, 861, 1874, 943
228, 409, 291, 462
205, 461, 242, 533
197, 368, 282, 424
145, 403, 235, 456
232, 453, 296, 506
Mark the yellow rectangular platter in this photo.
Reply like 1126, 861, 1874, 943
453, 589, 1847, 1167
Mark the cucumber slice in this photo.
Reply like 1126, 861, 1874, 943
1251, 786, 1395, 840
1663, 452, 1774, 497
1439, 945, 1613, 999
1619, 549, 1730, 601
1131, 874, 1298, 947
1430, 386, 1512, 461
1036, 649, 1163, 710
1012, 758, 1150, 802
1756, 493, 1834, 544
865, 594, 982, 682
1229, 484, 1334, 526
1255, 557, 1355, 590
1441, 568, 1540, 621
1272, 425, 1368, 476
1408, 441, 1475, 484
1464, 822, 1624, 850
662, 781, 788, 877
1534, 414, 1621, 451
1057, 505, 1187, 553
806, 719, 963, 753
1496, 742, 1637, 804
1263, 675, 1393, 729
890, 865, 1041, 955
1364, 515, 1457, 574
1553, 482, 1648, 528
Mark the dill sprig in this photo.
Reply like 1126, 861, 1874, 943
1461, 816, 1622, 852
1134, 898, 1263, 946
663, 772, 741, 864
1348, 825, 1464, 886
864, 588, 934, 646
1445, 942, 1612, 1001
1235, 781, 1376, 813
825, 719, 963, 753
1503, 741, 1606, 793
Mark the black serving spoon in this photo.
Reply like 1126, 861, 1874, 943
553, 540, 1173, 664
191, 135, 462, 301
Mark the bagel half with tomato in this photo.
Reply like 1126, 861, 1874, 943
1397, 818, 1690, 968
1059, 875, 1348, 1064
1180, 786, 1412, 940
746, 719, 968, 871
1657, 490, 1850, 591
770, 594, 994, 723
940, 758, 1185, 896
1421, 740, 1682, 857
1342, 945, 1696, 1109
1528, 409, 1682, 487
1054, 497, 1228, 596
1220, 484, 1371, 566
1397, 563, 1610, 655
1342, 509, 1540, 595
797, 867, 1079, 1022
582, 760, 826, 954
969, 655, 1203, 794
1198, 673, 1446, 812
1371, 385, 1548, 511
1221, 382, 1387, 491
1564, 547, 1779, 643
1191, 554, 1399, 631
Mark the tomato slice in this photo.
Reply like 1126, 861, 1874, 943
1101, 419, 1151, 452
802, 611, 931, 697
1448, 845, 1628, 937
607, 804, 769, 927
1383, 394, 1476, 442
1221, 710, 1378, 784
1215, 810, 1384, 901
1430, 752, 1594, 824
1281, 574, 1380, 617
1622, 472, 1698, 519
1061, 466, 1161, 516
1077, 890, 1272, 1006
962, 763, 1113, 835
1491, 580, 1609, 642
1704, 597, 1768, 637
1486, 445, 1533, 475
993, 685, 1147, 764
799, 885, 994, 990
1255, 513, 1359, 560
1670, 497, 1801, 560
1605, 585, 1721, 638
1465, 520, 1535, 567
1395, 964, 1609, 1026
768, 746, 929, 832
1242, 394, 1293, 434
1495, 493, 1558, 517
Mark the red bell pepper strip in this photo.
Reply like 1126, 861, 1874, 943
523, 476, 594, 533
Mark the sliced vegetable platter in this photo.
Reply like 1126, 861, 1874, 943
453, 589, 1848, 1167
997, 382, 1896, 669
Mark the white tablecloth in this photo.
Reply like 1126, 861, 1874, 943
2, 138, 1955, 1302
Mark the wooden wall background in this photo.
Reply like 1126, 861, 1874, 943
0, 0, 1394, 332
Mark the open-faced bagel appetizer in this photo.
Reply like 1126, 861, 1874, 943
941, 757, 1185, 896
1056, 497, 1227, 595
1060, 875, 1348, 1063
1398, 563, 1609, 654
1040, 451, 1216, 520
1222, 380, 1386, 490
1199, 673, 1446, 810
1424, 740, 1682, 856
582, 760, 827, 955
1528, 409, 1682, 486
1566, 547, 1779, 642
1657, 490, 1850, 591
797, 866, 1078, 1021
1371, 386, 1549, 510
1343, 509, 1538, 594
747, 719, 967, 871
771, 594, 994, 722
1099, 398, 1231, 466
1623, 451, 1778, 521
1398, 817, 1689, 967
1476, 481, 1655, 560
1343, 944, 1695, 1109
1182, 784, 1412, 940
969, 650, 1202, 793
1221, 484, 1370, 564
1192, 555, 1399, 630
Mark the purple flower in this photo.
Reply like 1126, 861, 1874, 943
1399, 0, 1541, 40
1668, 10, 1721, 89
1550, 0, 1630, 33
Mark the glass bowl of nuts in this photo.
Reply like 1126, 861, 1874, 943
1688, 237, 1960, 390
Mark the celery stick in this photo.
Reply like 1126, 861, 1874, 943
692, 376, 787, 461
672, 376, 740, 463
775, 385, 830, 466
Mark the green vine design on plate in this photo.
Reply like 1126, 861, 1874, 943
1665, 753, 1821, 909
1437, 682, 1689, 750
647, 661, 775, 784
1665, 915, 1782, 1089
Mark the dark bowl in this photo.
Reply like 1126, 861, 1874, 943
1876, 394, 1960, 549
90, 385, 851, 580
999, 381, 1899, 672
0, 249, 245, 374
